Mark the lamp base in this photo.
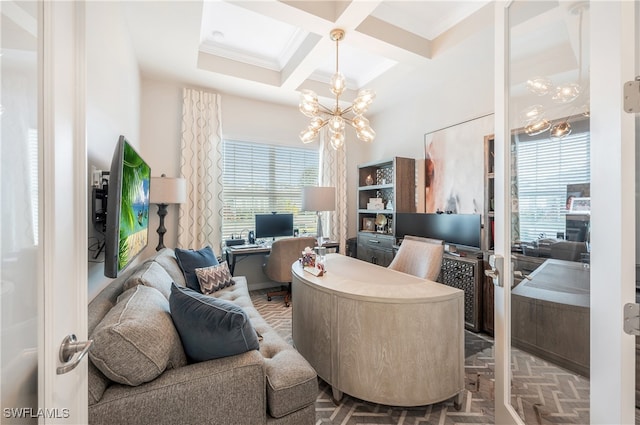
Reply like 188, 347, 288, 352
155, 203, 168, 251
316, 211, 324, 247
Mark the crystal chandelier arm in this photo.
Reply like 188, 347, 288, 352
317, 103, 335, 115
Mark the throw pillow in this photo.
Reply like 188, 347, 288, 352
195, 261, 235, 294
89, 285, 187, 386
122, 260, 174, 300
169, 283, 260, 362
174, 246, 219, 292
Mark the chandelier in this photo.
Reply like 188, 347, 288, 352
299, 28, 376, 150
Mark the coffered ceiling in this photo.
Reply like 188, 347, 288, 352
122, 1, 491, 113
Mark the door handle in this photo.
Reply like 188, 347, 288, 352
57, 334, 93, 375
484, 254, 504, 287
513, 270, 532, 280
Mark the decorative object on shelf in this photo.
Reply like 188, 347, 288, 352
362, 217, 375, 231
298, 28, 376, 150
301, 186, 336, 246
150, 174, 187, 251
365, 174, 374, 186
386, 200, 393, 210
375, 214, 387, 233
367, 197, 384, 210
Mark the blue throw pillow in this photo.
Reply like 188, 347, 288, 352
169, 283, 259, 362
174, 246, 219, 292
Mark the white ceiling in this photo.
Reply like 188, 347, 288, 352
122, 0, 492, 113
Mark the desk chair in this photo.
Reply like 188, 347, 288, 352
263, 237, 317, 307
388, 235, 444, 281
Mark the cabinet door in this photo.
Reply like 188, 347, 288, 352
377, 248, 394, 267
482, 273, 495, 335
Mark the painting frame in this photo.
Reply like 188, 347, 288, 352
362, 217, 375, 232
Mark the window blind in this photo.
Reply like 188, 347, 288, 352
222, 140, 319, 241
515, 129, 590, 242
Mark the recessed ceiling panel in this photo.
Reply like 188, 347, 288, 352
371, 1, 490, 40
310, 42, 397, 89
199, 1, 308, 71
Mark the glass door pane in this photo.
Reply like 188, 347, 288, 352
1, 1, 40, 423
508, 1, 590, 422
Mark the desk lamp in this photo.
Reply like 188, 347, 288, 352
150, 174, 186, 251
302, 186, 335, 246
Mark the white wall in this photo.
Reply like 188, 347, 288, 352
370, 5, 495, 162
86, 1, 141, 299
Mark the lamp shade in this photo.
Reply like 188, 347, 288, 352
302, 186, 335, 212
150, 176, 187, 205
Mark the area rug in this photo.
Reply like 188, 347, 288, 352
251, 288, 598, 424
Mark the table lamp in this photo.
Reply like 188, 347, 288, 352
302, 186, 335, 246
150, 174, 187, 251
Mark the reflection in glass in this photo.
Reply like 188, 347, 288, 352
526, 77, 553, 96
508, 1, 590, 421
550, 120, 572, 140
524, 118, 551, 135
1, 2, 40, 420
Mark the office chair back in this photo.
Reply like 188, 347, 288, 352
388, 235, 444, 281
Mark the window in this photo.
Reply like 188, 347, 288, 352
515, 124, 590, 243
222, 140, 319, 240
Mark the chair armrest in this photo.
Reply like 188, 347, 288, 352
90, 350, 266, 425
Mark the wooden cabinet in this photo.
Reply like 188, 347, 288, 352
437, 254, 483, 332
356, 232, 394, 266
481, 255, 494, 336
356, 157, 415, 265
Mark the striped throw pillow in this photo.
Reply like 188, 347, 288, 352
195, 261, 234, 294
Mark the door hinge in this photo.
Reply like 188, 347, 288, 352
623, 303, 640, 335
623, 77, 640, 113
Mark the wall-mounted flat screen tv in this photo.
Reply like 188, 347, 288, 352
395, 213, 482, 250
255, 213, 294, 240
104, 136, 151, 278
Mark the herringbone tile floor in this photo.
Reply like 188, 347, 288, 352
250, 287, 635, 425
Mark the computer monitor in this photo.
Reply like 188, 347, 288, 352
395, 213, 481, 250
255, 213, 294, 239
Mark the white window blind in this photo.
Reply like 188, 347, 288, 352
515, 128, 590, 242
222, 140, 319, 240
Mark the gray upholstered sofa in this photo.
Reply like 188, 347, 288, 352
88, 248, 317, 425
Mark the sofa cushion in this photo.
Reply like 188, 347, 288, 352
152, 248, 187, 287
195, 261, 234, 294
123, 260, 173, 300
174, 246, 219, 292
169, 283, 260, 362
89, 285, 187, 386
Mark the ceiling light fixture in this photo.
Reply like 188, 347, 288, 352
299, 28, 375, 150
526, 77, 553, 96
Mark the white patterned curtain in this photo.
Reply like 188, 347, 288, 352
319, 128, 348, 254
178, 88, 223, 251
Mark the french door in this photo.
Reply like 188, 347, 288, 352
1, 1, 89, 423
494, 1, 638, 424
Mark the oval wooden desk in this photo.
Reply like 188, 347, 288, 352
291, 254, 465, 407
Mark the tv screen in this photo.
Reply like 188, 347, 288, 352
395, 213, 482, 250
104, 136, 151, 278
255, 213, 294, 239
